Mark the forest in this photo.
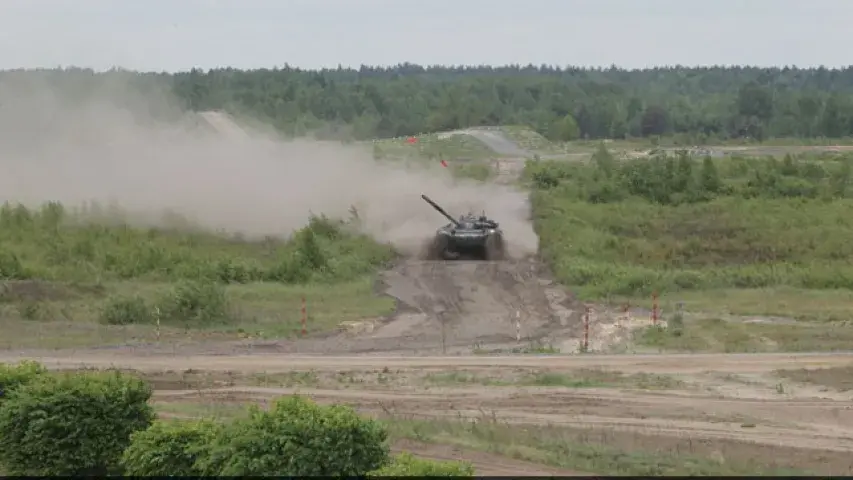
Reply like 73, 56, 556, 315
3, 64, 853, 142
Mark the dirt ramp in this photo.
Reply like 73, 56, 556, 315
372, 258, 578, 352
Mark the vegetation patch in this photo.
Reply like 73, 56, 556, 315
634, 318, 853, 353
527, 146, 853, 306
0, 202, 397, 345
386, 417, 811, 476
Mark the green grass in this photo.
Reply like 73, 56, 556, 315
634, 318, 853, 353
622, 286, 853, 323
384, 417, 810, 476
0, 278, 395, 349
0, 203, 394, 284
423, 369, 683, 390
526, 149, 853, 310
0, 202, 397, 347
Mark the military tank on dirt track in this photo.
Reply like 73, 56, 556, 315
421, 194, 505, 261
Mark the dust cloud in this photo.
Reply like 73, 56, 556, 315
0, 73, 538, 258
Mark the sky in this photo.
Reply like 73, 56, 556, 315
1, 0, 850, 72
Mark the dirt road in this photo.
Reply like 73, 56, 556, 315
4, 351, 851, 374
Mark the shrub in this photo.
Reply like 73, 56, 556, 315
99, 295, 153, 325
157, 280, 230, 326
0, 251, 29, 280
0, 360, 47, 402
0, 370, 154, 475
197, 395, 389, 476
121, 419, 222, 476
369, 452, 475, 477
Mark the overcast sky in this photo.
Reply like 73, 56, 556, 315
1, 0, 850, 72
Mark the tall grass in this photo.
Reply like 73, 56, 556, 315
0, 202, 395, 285
526, 146, 853, 298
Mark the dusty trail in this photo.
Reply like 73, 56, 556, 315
4, 351, 851, 374
150, 382, 853, 453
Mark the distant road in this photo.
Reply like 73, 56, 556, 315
462, 128, 532, 157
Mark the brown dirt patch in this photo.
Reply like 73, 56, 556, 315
776, 365, 853, 392
0, 280, 105, 302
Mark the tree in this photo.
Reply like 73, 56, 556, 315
699, 156, 723, 195
11, 65, 853, 141
737, 81, 774, 122
552, 113, 580, 141
0, 369, 154, 475
640, 106, 668, 136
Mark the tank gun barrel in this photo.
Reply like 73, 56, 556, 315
421, 194, 460, 227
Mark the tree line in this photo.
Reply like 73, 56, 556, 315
5, 64, 853, 141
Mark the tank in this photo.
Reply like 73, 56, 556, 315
421, 194, 505, 261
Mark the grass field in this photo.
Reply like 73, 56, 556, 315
0, 203, 396, 348
526, 146, 853, 300
523, 145, 853, 354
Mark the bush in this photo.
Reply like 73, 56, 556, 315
157, 280, 230, 327
0, 360, 47, 402
0, 370, 154, 475
370, 452, 475, 477
99, 295, 153, 325
121, 419, 222, 476
197, 395, 389, 476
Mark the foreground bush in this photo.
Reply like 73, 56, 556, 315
197, 395, 389, 476
370, 452, 475, 477
0, 370, 154, 475
0, 360, 47, 402
121, 419, 222, 476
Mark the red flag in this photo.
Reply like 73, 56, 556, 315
440, 159, 448, 168
406, 136, 417, 144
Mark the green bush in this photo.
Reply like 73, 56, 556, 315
0, 360, 47, 402
99, 295, 153, 325
121, 419, 222, 476
370, 452, 475, 477
157, 280, 230, 327
197, 395, 389, 476
0, 370, 154, 475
